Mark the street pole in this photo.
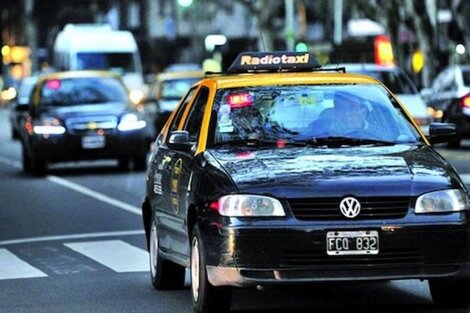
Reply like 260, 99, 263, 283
285, 0, 295, 51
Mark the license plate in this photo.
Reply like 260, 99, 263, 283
326, 231, 379, 255
81, 135, 105, 149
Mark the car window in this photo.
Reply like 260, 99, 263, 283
210, 84, 420, 145
184, 86, 210, 143
461, 69, 470, 87
40, 77, 128, 106
161, 78, 201, 100
168, 87, 197, 134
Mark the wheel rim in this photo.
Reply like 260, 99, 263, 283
191, 237, 200, 302
149, 221, 158, 278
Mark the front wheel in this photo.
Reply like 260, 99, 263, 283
133, 154, 147, 171
191, 225, 232, 313
149, 215, 185, 290
429, 279, 470, 308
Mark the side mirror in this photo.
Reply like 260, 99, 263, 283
167, 131, 192, 152
427, 122, 457, 144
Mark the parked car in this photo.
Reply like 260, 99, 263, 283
9, 76, 38, 140
422, 65, 470, 147
141, 51, 470, 313
143, 70, 204, 140
20, 70, 149, 176
341, 63, 433, 134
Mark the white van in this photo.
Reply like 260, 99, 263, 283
53, 24, 146, 103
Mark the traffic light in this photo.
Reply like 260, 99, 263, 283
295, 41, 308, 52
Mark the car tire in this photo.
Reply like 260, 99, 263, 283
22, 146, 32, 174
429, 279, 470, 308
447, 137, 461, 148
117, 157, 130, 171
31, 156, 46, 177
191, 225, 232, 313
149, 214, 185, 290
133, 154, 147, 171
11, 128, 19, 140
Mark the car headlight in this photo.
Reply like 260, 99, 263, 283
118, 113, 146, 131
33, 117, 66, 135
415, 189, 469, 213
213, 195, 285, 217
129, 89, 144, 105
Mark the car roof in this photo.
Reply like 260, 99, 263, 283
157, 71, 205, 81
38, 70, 121, 82
337, 63, 399, 72
199, 72, 380, 89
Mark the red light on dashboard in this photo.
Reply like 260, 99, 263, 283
226, 93, 253, 108
46, 79, 61, 90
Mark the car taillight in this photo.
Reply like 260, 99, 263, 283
460, 95, 470, 108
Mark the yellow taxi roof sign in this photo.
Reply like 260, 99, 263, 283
228, 51, 321, 73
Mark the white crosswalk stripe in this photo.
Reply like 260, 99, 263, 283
64, 240, 149, 273
0, 240, 150, 281
0, 249, 48, 280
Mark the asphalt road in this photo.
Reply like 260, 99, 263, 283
0, 107, 469, 313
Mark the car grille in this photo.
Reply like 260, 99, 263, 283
288, 197, 410, 221
65, 116, 118, 135
280, 248, 424, 268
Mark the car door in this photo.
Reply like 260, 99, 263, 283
170, 86, 210, 256
150, 86, 198, 255
429, 68, 457, 111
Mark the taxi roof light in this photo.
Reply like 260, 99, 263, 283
227, 51, 328, 73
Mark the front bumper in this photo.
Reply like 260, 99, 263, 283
201, 222, 470, 287
28, 130, 148, 163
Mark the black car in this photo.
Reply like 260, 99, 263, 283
141, 52, 470, 313
20, 71, 149, 175
9, 76, 38, 140
422, 65, 470, 147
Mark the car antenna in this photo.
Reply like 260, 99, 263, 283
259, 29, 267, 52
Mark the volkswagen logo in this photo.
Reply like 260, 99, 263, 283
339, 197, 361, 218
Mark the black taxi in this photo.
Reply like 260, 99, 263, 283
20, 71, 149, 175
141, 52, 470, 312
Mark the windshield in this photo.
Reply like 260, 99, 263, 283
351, 69, 418, 95
76, 52, 137, 74
40, 77, 128, 107
161, 78, 200, 100
211, 84, 421, 147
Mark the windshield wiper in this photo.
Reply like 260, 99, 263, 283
298, 136, 398, 147
214, 138, 307, 148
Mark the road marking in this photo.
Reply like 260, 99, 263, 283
0, 230, 145, 246
0, 156, 21, 169
0, 249, 47, 280
47, 175, 142, 216
64, 240, 148, 273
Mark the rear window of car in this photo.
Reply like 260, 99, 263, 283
40, 77, 128, 106
161, 78, 201, 100
351, 69, 418, 95
210, 84, 420, 146
462, 69, 470, 86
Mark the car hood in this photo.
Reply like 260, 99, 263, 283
207, 145, 462, 199
44, 102, 128, 118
